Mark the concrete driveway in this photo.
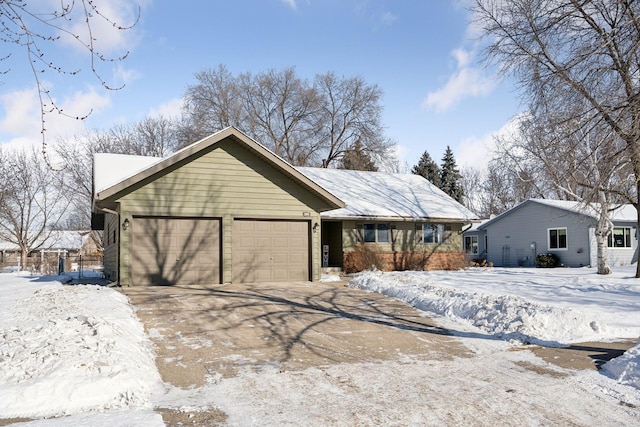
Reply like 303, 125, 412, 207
123, 280, 471, 389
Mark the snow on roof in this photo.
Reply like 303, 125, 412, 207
297, 167, 478, 221
530, 198, 637, 221
0, 230, 87, 251
479, 199, 637, 230
93, 153, 162, 196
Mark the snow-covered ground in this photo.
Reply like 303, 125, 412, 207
1, 267, 639, 425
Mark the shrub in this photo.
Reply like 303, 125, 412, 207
535, 253, 559, 268
343, 244, 386, 273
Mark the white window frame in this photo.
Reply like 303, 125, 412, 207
547, 227, 568, 251
608, 227, 632, 248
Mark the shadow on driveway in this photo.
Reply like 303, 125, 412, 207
124, 280, 473, 388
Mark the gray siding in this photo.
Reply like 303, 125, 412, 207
102, 213, 119, 280
484, 202, 593, 267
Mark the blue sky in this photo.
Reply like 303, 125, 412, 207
0, 0, 522, 169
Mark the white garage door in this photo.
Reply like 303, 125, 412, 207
232, 220, 309, 283
131, 217, 220, 286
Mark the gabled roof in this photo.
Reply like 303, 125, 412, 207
296, 167, 478, 221
93, 127, 344, 211
478, 198, 636, 231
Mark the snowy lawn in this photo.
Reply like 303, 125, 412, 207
0, 272, 163, 424
1, 267, 640, 425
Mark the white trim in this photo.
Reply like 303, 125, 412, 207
547, 227, 568, 251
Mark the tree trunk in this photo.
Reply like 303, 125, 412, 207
636, 201, 640, 278
595, 233, 611, 275
21, 248, 28, 273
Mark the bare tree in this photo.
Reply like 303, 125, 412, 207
0, 148, 68, 269
181, 65, 394, 167
474, 0, 640, 276
1, 1, 139, 163
314, 72, 392, 167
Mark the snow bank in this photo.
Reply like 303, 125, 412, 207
350, 270, 605, 346
0, 274, 163, 419
350, 268, 640, 391
602, 340, 640, 390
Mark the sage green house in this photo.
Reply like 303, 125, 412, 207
92, 127, 343, 286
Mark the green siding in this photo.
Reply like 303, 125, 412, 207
342, 220, 463, 252
102, 213, 119, 281
113, 139, 326, 285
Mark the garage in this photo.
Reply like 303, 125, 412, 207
131, 217, 220, 286
233, 219, 309, 283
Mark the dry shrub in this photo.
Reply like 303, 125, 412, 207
343, 244, 385, 273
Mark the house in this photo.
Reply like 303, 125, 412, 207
92, 127, 477, 286
464, 199, 638, 267
0, 230, 97, 273
296, 167, 478, 272
92, 127, 344, 286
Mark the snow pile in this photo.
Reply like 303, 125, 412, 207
350, 268, 640, 390
350, 270, 604, 345
0, 274, 163, 419
602, 341, 640, 389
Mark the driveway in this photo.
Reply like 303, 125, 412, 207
124, 280, 470, 388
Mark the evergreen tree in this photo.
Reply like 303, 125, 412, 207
339, 140, 378, 171
439, 146, 464, 203
412, 150, 441, 187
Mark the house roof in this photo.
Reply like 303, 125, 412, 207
296, 167, 478, 221
93, 127, 345, 211
477, 198, 636, 231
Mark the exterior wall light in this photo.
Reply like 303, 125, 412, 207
122, 218, 130, 230
313, 222, 320, 233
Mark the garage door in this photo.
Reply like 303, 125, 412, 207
132, 217, 220, 286
232, 220, 309, 283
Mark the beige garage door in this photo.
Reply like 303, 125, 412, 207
132, 217, 220, 286
233, 220, 309, 283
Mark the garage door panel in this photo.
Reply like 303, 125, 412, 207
233, 220, 309, 283
132, 217, 220, 286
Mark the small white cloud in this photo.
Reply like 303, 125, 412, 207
422, 48, 496, 112
380, 11, 398, 26
148, 98, 183, 120
456, 116, 522, 170
281, 0, 297, 10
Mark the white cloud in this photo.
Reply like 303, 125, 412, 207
422, 48, 496, 112
380, 11, 398, 26
281, 0, 297, 10
456, 116, 522, 170
148, 97, 183, 120
59, 0, 143, 55
0, 85, 111, 147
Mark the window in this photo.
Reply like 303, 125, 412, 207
358, 223, 390, 243
421, 224, 448, 244
548, 227, 567, 250
465, 235, 478, 254
608, 227, 632, 248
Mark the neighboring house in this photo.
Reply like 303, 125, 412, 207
92, 127, 478, 286
297, 167, 478, 272
465, 199, 638, 268
0, 230, 96, 272
462, 220, 488, 263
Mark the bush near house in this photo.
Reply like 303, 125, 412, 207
535, 253, 559, 268
343, 245, 467, 273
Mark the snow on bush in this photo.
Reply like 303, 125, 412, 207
0, 276, 163, 418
